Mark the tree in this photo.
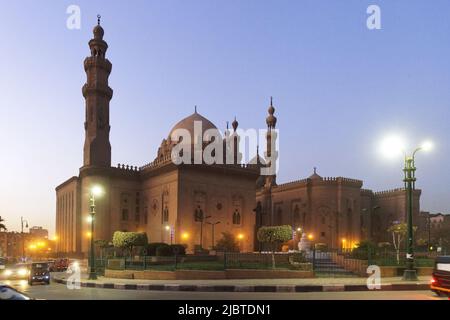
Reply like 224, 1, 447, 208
0, 216, 6, 231
215, 232, 240, 252
387, 223, 417, 265
388, 223, 406, 264
257, 225, 292, 268
112, 231, 148, 258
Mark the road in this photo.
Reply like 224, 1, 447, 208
2, 279, 448, 300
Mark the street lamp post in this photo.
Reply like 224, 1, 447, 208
402, 150, 420, 281
380, 137, 432, 281
165, 225, 174, 245
21, 217, 29, 262
88, 186, 103, 280
206, 221, 221, 250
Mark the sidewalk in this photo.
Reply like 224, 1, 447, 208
52, 272, 432, 293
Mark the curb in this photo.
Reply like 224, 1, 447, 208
53, 277, 430, 293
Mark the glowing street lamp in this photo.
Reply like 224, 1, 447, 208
165, 225, 174, 245
181, 232, 189, 240
380, 135, 433, 281
88, 185, 103, 280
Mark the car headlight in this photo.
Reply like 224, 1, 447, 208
18, 268, 28, 276
4, 269, 13, 277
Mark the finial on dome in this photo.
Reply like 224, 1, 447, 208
194, 105, 197, 114
266, 96, 277, 128
314, 167, 317, 174
232, 116, 238, 131
93, 15, 105, 40
268, 96, 275, 115
226, 121, 229, 130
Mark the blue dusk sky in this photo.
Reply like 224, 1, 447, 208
0, 0, 449, 235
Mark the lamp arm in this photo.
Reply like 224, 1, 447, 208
412, 147, 422, 159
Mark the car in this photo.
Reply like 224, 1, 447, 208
53, 258, 69, 272
28, 262, 50, 285
1, 263, 30, 280
0, 285, 32, 300
430, 255, 450, 297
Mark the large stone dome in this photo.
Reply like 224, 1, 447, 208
168, 111, 221, 141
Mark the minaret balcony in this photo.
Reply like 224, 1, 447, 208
82, 83, 113, 99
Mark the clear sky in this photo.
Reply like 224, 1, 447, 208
1, 0, 449, 235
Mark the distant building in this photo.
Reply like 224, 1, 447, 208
0, 231, 30, 258
29, 226, 48, 239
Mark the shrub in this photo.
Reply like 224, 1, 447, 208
215, 232, 240, 252
146, 242, 169, 256
112, 231, 148, 257
156, 245, 173, 256
170, 244, 187, 256
351, 240, 377, 259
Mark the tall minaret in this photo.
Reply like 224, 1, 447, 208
265, 97, 277, 187
82, 15, 113, 167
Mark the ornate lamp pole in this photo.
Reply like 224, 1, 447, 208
380, 137, 432, 281
402, 145, 430, 280
88, 186, 103, 280
21, 217, 29, 262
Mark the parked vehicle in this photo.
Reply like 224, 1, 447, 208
430, 256, 450, 297
53, 258, 69, 272
28, 262, 50, 285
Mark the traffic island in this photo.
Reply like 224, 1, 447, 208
51, 273, 431, 293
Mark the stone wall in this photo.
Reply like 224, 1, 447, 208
105, 268, 314, 280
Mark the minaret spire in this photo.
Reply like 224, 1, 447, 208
264, 96, 278, 187
97, 14, 101, 25
82, 18, 113, 167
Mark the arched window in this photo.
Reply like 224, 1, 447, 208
194, 206, 203, 222
232, 210, 241, 225
163, 206, 169, 223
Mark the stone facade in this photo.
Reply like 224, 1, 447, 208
256, 173, 421, 248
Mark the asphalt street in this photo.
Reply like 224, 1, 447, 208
2, 279, 447, 300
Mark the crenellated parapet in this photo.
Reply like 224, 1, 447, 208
116, 163, 139, 172
374, 188, 405, 197
140, 154, 173, 171
360, 188, 374, 197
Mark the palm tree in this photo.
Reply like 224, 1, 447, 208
0, 216, 6, 231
